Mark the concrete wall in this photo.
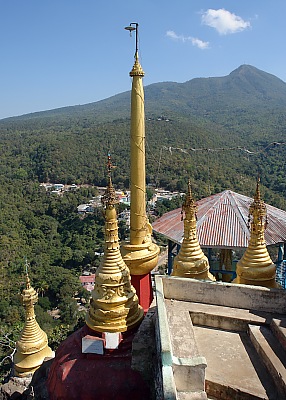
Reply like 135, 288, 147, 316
161, 277, 286, 314
155, 276, 207, 399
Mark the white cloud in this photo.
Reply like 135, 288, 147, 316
201, 9, 250, 35
166, 30, 209, 49
191, 37, 209, 50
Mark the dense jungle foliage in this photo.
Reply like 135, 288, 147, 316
0, 64, 286, 379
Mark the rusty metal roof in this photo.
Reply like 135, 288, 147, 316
152, 190, 286, 249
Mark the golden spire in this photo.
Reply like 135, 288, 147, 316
86, 155, 144, 332
14, 262, 54, 377
233, 177, 278, 288
122, 23, 159, 285
172, 181, 215, 280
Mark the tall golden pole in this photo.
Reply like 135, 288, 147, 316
122, 23, 160, 311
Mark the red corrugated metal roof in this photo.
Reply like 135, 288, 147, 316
79, 274, 95, 284
152, 190, 286, 249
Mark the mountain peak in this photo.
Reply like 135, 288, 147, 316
232, 64, 258, 73
225, 64, 286, 100
229, 64, 269, 79
229, 64, 285, 84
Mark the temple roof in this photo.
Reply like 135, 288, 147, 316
152, 190, 286, 249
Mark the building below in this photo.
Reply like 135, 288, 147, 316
79, 273, 95, 292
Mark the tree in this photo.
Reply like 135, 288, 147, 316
37, 280, 49, 297
0, 325, 23, 381
59, 298, 79, 325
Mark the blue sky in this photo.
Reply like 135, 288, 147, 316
1, 1, 286, 119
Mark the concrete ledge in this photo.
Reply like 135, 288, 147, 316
271, 318, 286, 352
205, 379, 264, 400
156, 276, 174, 367
162, 365, 177, 400
165, 297, 282, 332
165, 301, 201, 358
156, 275, 177, 399
155, 275, 286, 399
162, 276, 286, 314
248, 325, 286, 398
155, 276, 207, 399
185, 301, 277, 331
177, 391, 207, 400
173, 357, 206, 393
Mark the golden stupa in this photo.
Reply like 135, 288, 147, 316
172, 181, 215, 280
14, 268, 54, 377
233, 178, 278, 288
85, 155, 144, 332
122, 26, 159, 278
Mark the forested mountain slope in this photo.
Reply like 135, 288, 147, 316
0, 64, 285, 203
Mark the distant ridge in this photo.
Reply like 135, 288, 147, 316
1, 64, 286, 123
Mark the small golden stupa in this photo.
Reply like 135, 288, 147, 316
172, 181, 215, 281
86, 155, 144, 332
233, 178, 278, 288
14, 265, 54, 377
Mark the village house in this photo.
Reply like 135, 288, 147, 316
79, 274, 95, 292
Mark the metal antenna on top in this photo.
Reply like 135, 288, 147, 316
124, 23, 139, 57
107, 152, 113, 178
24, 256, 29, 275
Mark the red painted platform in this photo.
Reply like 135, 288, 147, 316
47, 324, 150, 400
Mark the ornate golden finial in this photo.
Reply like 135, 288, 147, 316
24, 258, 32, 291
233, 177, 278, 288
172, 181, 215, 281
249, 176, 267, 238
86, 155, 144, 332
255, 175, 261, 200
182, 180, 197, 220
129, 52, 144, 77
14, 261, 54, 377
101, 153, 119, 208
